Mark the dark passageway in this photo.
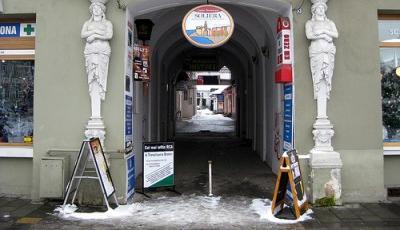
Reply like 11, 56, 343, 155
174, 136, 276, 198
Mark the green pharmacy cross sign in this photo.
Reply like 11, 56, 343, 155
23, 24, 35, 36
0, 23, 36, 38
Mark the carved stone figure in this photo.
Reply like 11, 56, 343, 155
82, 0, 113, 146
305, 0, 338, 120
82, 0, 113, 119
306, 0, 342, 204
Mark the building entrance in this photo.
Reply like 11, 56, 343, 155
126, 0, 294, 194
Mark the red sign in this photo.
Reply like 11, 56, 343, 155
133, 44, 151, 81
275, 17, 292, 83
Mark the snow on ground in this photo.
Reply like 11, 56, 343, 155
191, 109, 233, 121
176, 109, 234, 133
250, 199, 313, 224
55, 195, 312, 227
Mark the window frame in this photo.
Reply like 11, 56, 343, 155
379, 14, 400, 152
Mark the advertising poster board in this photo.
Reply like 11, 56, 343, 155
143, 142, 174, 188
133, 44, 151, 81
126, 154, 135, 198
125, 18, 134, 153
283, 84, 293, 151
271, 149, 308, 219
63, 139, 119, 209
89, 138, 116, 198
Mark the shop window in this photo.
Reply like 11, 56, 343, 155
0, 60, 34, 144
379, 15, 400, 145
0, 17, 35, 146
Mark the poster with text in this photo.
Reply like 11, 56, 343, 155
143, 142, 174, 188
89, 138, 116, 197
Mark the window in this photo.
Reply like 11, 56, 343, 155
0, 60, 34, 144
379, 15, 400, 147
0, 17, 35, 147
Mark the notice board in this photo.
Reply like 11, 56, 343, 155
143, 142, 174, 188
271, 149, 308, 219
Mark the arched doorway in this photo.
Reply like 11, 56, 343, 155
126, 0, 294, 194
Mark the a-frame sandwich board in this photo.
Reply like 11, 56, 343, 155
63, 138, 119, 210
271, 149, 308, 219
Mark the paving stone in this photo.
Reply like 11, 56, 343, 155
0, 222, 13, 229
11, 203, 42, 217
6, 199, 30, 208
362, 203, 399, 219
381, 203, 400, 218
0, 206, 18, 212
313, 208, 341, 223
330, 207, 360, 220
0, 197, 13, 206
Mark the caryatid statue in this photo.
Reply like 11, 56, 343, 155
306, 0, 338, 121
82, 0, 113, 143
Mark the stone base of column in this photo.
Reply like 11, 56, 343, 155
310, 118, 343, 205
84, 117, 106, 148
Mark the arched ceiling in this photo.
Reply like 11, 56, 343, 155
127, 0, 292, 84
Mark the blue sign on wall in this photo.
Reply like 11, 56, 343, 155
283, 84, 293, 151
217, 94, 224, 101
0, 23, 20, 37
127, 154, 135, 198
125, 95, 133, 136
0, 23, 36, 38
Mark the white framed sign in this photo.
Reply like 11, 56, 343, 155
143, 142, 174, 188
182, 4, 234, 48
89, 138, 116, 198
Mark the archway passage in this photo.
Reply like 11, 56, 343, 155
175, 67, 236, 136
128, 0, 292, 197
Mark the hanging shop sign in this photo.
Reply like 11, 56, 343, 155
133, 44, 151, 81
182, 4, 234, 48
143, 142, 175, 189
0, 23, 36, 38
271, 149, 308, 219
275, 17, 292, 83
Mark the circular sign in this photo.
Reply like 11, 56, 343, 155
396, 67, 400, 77
182, 4, 234, 48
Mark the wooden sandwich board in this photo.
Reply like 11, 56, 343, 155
271, 149, 308, 219
63, 138, 119, 210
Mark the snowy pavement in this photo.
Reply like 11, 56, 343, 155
176, 109, 235, 133
53, 195, 312, 229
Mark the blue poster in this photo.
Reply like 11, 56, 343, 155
125, 95, 133, 136
283, 84, 293, 151
0, 23, 20, 37
127, 154, 135, 198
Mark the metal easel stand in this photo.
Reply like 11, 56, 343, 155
63, 171, 119, 210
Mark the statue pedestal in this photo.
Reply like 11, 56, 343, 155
309, 118, 342, 204
84, 117, 106, 148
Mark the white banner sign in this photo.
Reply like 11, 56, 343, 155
143, 142, 174, 188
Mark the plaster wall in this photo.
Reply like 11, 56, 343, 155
0, 158, 32, 197
293, 0, 389, 202
384, 156, 400, 187
2, 0, 126, 200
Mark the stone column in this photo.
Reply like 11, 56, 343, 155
305, 0, 342, 204
82, 0, 113, 147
